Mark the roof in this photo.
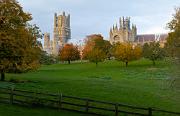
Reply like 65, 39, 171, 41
135, 34, 168, 42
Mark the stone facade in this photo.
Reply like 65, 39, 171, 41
109, 17, 137, 44
109, 17, 167, 47
44, 33, 51, 54
53, 11, 71, 55
43, 11, 71, 56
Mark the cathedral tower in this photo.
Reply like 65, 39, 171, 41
109, 17, 137, 44
44, 33, 51, 54
53, 11, 71, 55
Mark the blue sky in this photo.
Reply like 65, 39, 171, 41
18, 0, 179, 44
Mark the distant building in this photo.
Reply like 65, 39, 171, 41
44, 33, 51, 54
109, 17, 168, 47
109, 17, 137, 44
135, 34, 168, 47
43, 11, 71, 55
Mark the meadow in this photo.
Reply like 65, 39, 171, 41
0, 59, 179, 115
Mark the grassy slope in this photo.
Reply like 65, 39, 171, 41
0, 59, 179, 113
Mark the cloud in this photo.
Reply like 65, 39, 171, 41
17, 0, 180, 44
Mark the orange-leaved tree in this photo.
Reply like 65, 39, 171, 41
59, 44, 80, 64
82, 34, 109, 66
113, 43, 142, 67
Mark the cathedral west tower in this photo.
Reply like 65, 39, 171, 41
53, 11, 71, 55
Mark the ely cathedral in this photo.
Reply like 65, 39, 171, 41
109, 17, 167, 46
109, 17, 137, 44
44, 13, 167, 55
44, 12, 71, 55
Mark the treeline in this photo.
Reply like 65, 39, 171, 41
57, 34, 166, 67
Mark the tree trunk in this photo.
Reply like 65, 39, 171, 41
1, 69, 5, 81
96, 62, 98, 67
153, 60, 155, 66
68, 60, 70, 64
125, 62, 128, 67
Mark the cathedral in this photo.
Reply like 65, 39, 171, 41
44, 11, 71, 55
109, 17, 167, 47
109, 17, 137, 44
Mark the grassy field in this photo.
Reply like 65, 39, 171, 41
0, 59, 179, 115
0, 103, 89, 116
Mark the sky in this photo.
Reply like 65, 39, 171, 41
18, 0, 180, 44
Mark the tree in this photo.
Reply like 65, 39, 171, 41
88, 48, 106, 67
142, 42, 165, 65
166, 7, 180, 88
40, 51, 57, 65
82, 34, 108, 66
59, 44, 80, 64
166, 7, 180, 60
0, 0, 42, 81
113, 43, 142, 67
82, 34, 104, 59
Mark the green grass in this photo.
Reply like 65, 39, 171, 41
0, 103, 88, 116
0, 59, 180, 115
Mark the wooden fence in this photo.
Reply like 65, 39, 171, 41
0, 87, 179, 116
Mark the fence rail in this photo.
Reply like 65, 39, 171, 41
0, 87, 179, 116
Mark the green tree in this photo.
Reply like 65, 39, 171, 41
59, 44, 80, 64
0, 0, 42, 81
142, 42, 165, 66
113, 43, 142, 67
166, 7, 180, 59
166, 7, 180, 88
40, 51, 57, 65
88, 48, 106, 67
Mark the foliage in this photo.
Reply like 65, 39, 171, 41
166, 7, 180, 89
87, 48, 106, 67
39, 51, 57, 65
59, 44, 80, 64
113, 43, 142, 67
82, 34, 111, 66
82, 34, 104, 59
142, 42, 165, 66
0, 0, 42, 81
166, 7, 180, 60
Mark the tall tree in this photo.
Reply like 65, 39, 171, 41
166, 7, 180, 59
142, 42, 165, 65
0, 0, 42, 81
166, 7, 180, 88
59, 44, 80, 64
113, 43, 142, 67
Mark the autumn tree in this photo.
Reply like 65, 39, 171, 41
82, 34, 109, 66
0, 0, 42, 81
142, 42, 165, 66
113, 43, 142, 67
59, 44, 80, 64
82, 34, 104, 59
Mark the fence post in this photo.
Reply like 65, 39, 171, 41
115, 104, 118, 116
148, 108, 152, 116
59, 93, 62, 109
10, 87, 14, 105
86, 99, 89, 113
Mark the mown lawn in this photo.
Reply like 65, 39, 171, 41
0, 59, 179, 115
